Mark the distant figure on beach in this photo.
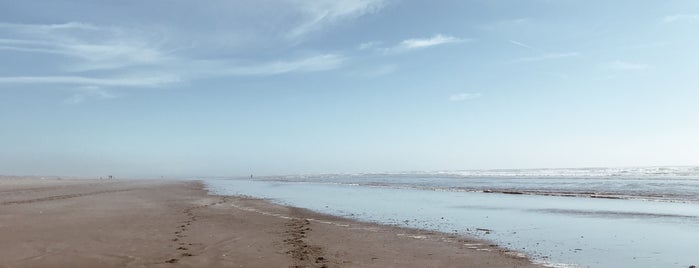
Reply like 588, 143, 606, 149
108, 175, 113, 180
250, 174, 253, 179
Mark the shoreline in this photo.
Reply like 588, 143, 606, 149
204, 177, 699, 268
0, 177, 541, 267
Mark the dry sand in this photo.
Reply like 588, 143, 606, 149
0, 177, 541, 267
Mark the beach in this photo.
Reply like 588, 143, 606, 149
0, 177, 538, 267
204, 173, 699, 268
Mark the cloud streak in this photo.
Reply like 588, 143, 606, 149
449, 92, 482, 102
286, 0, 388, 39
0, 20, 351, 90
0, 75, 181, 87
508, 40, 535, 50
0, 22, 173, 72
64, 86, 116, 104
399, 34, 463, 50
223, 54, 346, 76
0, 22, 99, 31
361, 34, 467, 54
662, 14, 699, 23
0, 1, 393, 95
347, 64, 397, 78
358, 41, 382, 50
606, 60, 651, 71
513, 52, 580, 63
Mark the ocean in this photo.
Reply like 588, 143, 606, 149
202, 166, 699, 268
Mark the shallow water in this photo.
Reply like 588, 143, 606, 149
266, 167, 699, 203
203, 171, 699, 268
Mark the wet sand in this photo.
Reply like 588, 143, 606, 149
0, 177, 540, 267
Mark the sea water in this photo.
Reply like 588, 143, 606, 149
202, 166, 699, 268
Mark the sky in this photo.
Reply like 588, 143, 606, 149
1, 0, 699, 177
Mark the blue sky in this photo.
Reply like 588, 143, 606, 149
1, 0, 698, 177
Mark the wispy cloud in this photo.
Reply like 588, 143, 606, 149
0, 22, 99, 31
605, 60, 651, 71
363, 34, 467, 54
396, 34, 464, 50
0, 54, 346, 86
347, 64, 397, 78
0, 21, 349, 92
513, 52, 580, 63
358, 41, 382, 50
0, 3, 388, 104
0, 75, 181, 87
64, 86, 116, 104
0, 22, 171, 72
365, 64, 397, 77
0, 0, 394, 94
223, 54, 346, 76
478, 17, 531, 31
449, 92, 482, 102
286, 0, 388, 39
508, 40, 535, 50
662, 14, 699, 23
505, 39, 579, 64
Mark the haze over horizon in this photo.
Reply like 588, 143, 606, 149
2, 0, 699, 177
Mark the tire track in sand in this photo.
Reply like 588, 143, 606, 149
0, 189, 134, 206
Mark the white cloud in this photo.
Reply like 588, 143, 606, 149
366, 34, 467, 54
0, 21, 349, 90
508, 40, 535, 50
0, 75, 180, 87
64, 86, 116, 104
0, 22, 99, 31
477, 17, 532, 31
348, 64, 397, 77
449, 92, 482, 102
606, 60, 651, 71
286, 0, 388, 39
0, 0, 394, 97
224, 54, 346, 76
365, 64, 397, 77
64, 43, 170, 71
358, 41, 382, 50
513, 52, 580, 63
509, 18, 530, 24
662, 14, 699, 23
398, 34, 464, 50
0, 23, 183, 92
0, 3, 388, 104
0, 22, 172, 72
